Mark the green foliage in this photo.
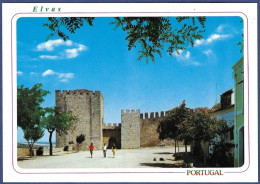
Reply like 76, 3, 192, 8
237, 33, 244, 53
44, 17, 95, 41
42, 107, 75, 135
237, 19, 244, 53
76, 134, 85, 151
23, 124, 45, 157
44, 16, 206, 63
76, 134, 85, 144
42, 107, 75, 155
36, 147, 44, 156
17, 83, 50, 130
63, 145, 69, 151
157, 101, 228, 150
157, 101, 189, 141
17, 83, 49, 157
188, 112, 228, 141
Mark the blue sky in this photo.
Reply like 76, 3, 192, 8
17, 16, 243, 142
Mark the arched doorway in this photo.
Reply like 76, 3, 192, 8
108, 137, 117, 149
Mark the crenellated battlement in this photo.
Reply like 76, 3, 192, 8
55, 89, 102, 96
140, 110, 170, 120
121, 109, 140, 115
102, 123, 121, 129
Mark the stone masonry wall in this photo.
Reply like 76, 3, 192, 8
56, 89, 103, 150
140, 111, 175, 147
102, 123, 121, 149
121, 110, 140, 149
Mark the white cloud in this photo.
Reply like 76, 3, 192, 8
185, 51, 190, 59
174, 50, 190, 61
39, 55, 58, 59
17, 71, 23, 75
194, 33, 230, 46
37, 39, 72, 51
30, 72, 37, 75
42, 69, 74, 82
37, 40, 87, 60
173, 50, 200, 66
60, 79, 68, 83
216, 25, 224, 33
58, 73, 74, 79
42, 69, 55, 77
203, 49, 213, 56
65, 44, 87, 58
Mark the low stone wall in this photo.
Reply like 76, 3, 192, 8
17, 148, 30, 158
17, 147, 64, 158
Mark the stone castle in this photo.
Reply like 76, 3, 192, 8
56, 89, 174, 150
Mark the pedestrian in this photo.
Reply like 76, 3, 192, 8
89, 143, 94, 158
103, 143, 107, 158
111, 144, 117, 158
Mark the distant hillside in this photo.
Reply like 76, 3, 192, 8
17, 142, 56, 148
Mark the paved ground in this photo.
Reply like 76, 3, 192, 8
18, 146, 190, 168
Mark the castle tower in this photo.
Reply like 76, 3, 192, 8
121, 109, 140, 149
55, 89, 104, 150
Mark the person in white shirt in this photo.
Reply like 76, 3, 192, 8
103, 143, 107, 158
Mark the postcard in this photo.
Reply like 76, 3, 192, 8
2, 2, 258, 183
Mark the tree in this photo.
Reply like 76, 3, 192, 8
42, 107, 75, 155
76, 134, 85, 151
157, 100, 189, 153
157, 101, 228, 159
237, 19, 244, 53
17, 83, 50, 156
17, 83, 50, 130
185, 111, 228, 166
44, 17, 206, 63
23, 124, 45, 157
188, 111, 228, 142
177, 118, 194, 156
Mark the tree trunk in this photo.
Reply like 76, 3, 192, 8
49, 131, 53, 156
177, 140, 179, 152
185, 139, 187, 156
28, 141, 34, 157
175, 139, 177, 153
29, 147, 33, 157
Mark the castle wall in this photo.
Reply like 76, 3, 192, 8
121, 110, 140, 149
55, 89, 103, 150
140, 111, 175, 147
102, 123, 121, 149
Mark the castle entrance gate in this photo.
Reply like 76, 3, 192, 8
102, 125, 121, 149
108, 137, 117, 149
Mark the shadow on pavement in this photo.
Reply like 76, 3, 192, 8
140, 163, 177, 168
17, 157, 30, 161
153, 152, 173, 155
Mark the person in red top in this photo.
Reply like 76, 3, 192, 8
89, 143, 94, 158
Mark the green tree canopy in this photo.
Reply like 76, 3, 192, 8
17, 83, 49, 157
17, 83, 50, 130
23, 124, 45, 157
44, 17, 206, 63
42, 107, 75, 155
157, 101, 228, 156
188, 111, 228, 142
157, 100, 189, 140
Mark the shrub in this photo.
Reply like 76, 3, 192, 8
76, 134, 85, 144
36, 147, 44, 156
63, 145, 69, 151
76, 134, 85, 151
